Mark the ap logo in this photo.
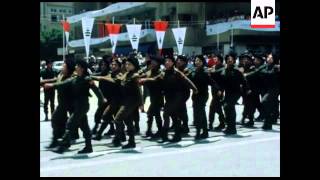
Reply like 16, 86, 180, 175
251, 0, 275, 28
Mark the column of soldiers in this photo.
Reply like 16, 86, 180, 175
40, 51, 280, 154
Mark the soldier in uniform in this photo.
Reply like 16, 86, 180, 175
44, 60, 106, 154
175, 55, 192, 134
93, 57, 142, 149
92, 58, 123, 140
40, 60, 58, 121
189, 55, 220, 139
139, 56, 164, 138
41, 59, 76, 148
245, 53, 280, 130
157, 56, 198, 143
208, 54, 226, 131
91, 55, 112, 135
211, 53, 249, 135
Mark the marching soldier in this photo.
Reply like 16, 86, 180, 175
211, 53, 249, 135
139, 56, 164, 138
175, 55, 192, 134
44, 60, 106, 154
208, 54, 226, 131
41, 59, 76, 148
93, 57, 143, 149
91, 55, 112, 135
158, 56, 198, 143
245, 53, 280, 130
189, 55, 220, 139
92, 58, 123, 140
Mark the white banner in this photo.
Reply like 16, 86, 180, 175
126, 24, 142, 51
206, 20, 280, 36
65, 31, 69, 52
67, 3, 146, 24
81, 17, 95, 60
155, 31, 165, 50
109, 34, 119, 54
172, 27, 186, 55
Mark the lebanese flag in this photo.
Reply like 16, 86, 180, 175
61, 20, 70, 50
105, 23, 121, 54
154, 21, 168, 55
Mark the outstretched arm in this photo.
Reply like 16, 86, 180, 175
89, 80, 106, 105
91, 75, 116, 83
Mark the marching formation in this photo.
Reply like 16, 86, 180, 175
40, 51, 280, 154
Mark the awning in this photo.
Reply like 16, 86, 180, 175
67, 2, 147, 24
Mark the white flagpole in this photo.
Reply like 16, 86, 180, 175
112, 16, 114, 24
62, 14, 65, 61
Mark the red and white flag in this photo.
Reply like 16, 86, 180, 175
105, 23, 121, 54
154, 21, 168, 55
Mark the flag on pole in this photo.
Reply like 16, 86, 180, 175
154, 21, 168, 55
126, 24, 142, 51
172, 27, 186, 55
105, 23, 121, 54
61, 20, 70, 51
81, 17, 94, 61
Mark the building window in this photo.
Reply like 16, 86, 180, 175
51, 8, 56, 13
51, 15, 57, 22
69, 10, 72, 13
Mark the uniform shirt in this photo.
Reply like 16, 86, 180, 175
144, 69, 163, 103
189, 67, 211, 97
219, 65, 248, 95
54, 75, 104, 109
40, 68, 58, 93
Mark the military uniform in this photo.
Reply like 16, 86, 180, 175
214, 65, 248, 134
208, 63, 226, 130
160, 68, 197, 142
189, 67, 218, 139
52, 75, 104, 154
143, 69, 164, 138
92, 70, 122, 140
40, 67, 58, 120
112, 71, 142, 148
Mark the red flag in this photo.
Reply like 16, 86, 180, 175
61, 21, 70, 32
154, 21, 168, 32
105, 23, 121, 35
98, 23, 105, 37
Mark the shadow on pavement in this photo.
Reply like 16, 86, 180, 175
50, 153, 105, 160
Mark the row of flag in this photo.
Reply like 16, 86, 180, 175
61, 18, 187, 60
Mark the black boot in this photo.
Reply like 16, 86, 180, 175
208, 122, 214, 131
91, 123, 100, 135
223, 128, 237, 135
214, 123, 225, 131
158, 128, 168, 143
169, 134, 181, 143
78, 139, 93, 154
181, 125, 190, 134
111, 137, 122, 147
46, 138, 59, 149
122, 136, 136, 149
262, 122, 272, 130
145, 130, 153, 137
43, 114, 49, 121
244, 119, 254, 127
194, 128, 201, 140
120, 132, 127, 142
200, 129, 209, 139
241, 117, 246, 125
151, 130, 161, 139
135, 125, 140, 135
92, 133, 102, 141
